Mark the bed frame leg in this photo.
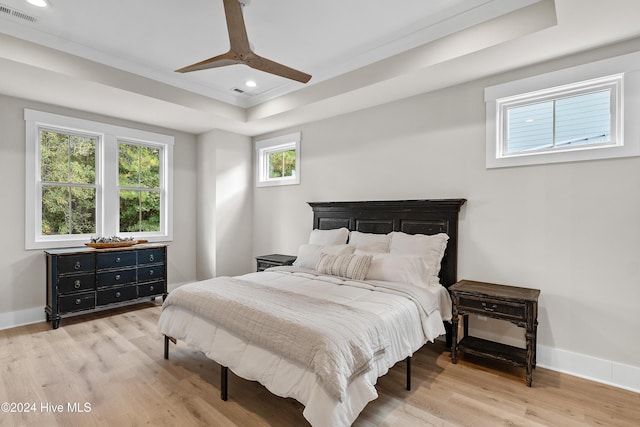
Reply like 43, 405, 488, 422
406, 356, 412, 391
221, 366, 228, 401
164, 335, 170, 360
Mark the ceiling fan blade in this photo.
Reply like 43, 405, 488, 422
175, 51, 240, 73
223, 0, 251, 54
247, 54, 312, 83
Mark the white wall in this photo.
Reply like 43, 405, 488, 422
197, 129, 253, 279
0, 94, 198, 327
253, 43, 640, 391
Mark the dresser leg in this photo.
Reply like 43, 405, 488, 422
52, 318, 60, 329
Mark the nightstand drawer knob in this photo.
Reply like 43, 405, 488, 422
481, 302, 498, 312
74, 280, 81, 289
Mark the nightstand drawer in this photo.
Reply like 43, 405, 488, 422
458, 296, 525, 320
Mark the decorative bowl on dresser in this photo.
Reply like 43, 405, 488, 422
45, 244, 167, 329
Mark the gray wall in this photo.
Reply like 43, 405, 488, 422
252, 43, 640, 390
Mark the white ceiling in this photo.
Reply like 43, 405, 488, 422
1, 0, 640, 136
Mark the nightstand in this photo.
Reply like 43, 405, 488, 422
450, 280, 540, 386
255, 254, 297, 272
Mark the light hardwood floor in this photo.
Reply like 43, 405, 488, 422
1, 302, 638, 426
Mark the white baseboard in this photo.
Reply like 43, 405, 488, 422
0, 306, 45, 330
537, 345, 640, 393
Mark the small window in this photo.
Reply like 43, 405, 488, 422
498, 76, 621, 158
483, 49, 640, 170
255, 132, 300, 187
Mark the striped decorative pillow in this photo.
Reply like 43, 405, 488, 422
316, 253, 372, 280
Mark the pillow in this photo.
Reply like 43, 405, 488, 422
347, 231, 390, 252
363, 253, 432, 287
308, 227, 350, 245
292, 244, 354, 269
388, 232, 449, 276
316, 253, 372, 280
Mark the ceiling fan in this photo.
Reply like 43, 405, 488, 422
176, 0, 312, 84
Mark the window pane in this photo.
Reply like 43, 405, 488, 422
140, 190, 160, 232
120, 190, 160, 232
42, 186, 95, 235
70, 187, 96, 234
506, 101, 553, 153
41, 131, 70, 183
120, 190, 140, 232
268, 149, 296, 179
119, 143, 139, 186
140, 146, 160, 188
42, 186, 69, 235
555, 90, 610, 147
69, 135, 96, 184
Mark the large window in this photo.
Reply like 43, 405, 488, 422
485, 51, 640, 169
25, 110, 174, 249
255, 132, 301, 187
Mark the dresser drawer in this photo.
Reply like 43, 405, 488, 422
97, 268, 137, 288
57, 254, 95, 274
138, 281, 164, 297
58, 273, 95, 294
97, 285, 137, 305
137, 265, 164, 282
458, 296, 526, 320
59, 292, 95, 313
138, 248, 165, 265
96, 251, 137, 270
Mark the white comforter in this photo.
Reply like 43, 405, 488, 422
158, 267, 451, 427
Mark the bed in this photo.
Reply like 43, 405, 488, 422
159, 199, 466, 426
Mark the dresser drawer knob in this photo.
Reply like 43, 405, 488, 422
148, 270, 154, 276
149, 285, 154, 291
115, 257, 121, 263
75, 298, 81, 305
74, 262, 81, 270
74, 280, 81, 289
149, 254, 154, 262
115, 274, 121, 281
115, 292, 121, 298
481, 302, 498, 312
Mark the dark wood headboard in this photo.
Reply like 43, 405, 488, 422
308, 199, 466, 289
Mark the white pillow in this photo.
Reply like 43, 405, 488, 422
363, 253, 432, 287
308, 227, 350, 245
316, 253, 372, 280
293, 244, 354, 269
388, 232, 449, 276
348, 231, 390, 252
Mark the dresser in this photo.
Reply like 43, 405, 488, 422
45, 245, 167, 329
450, 280, 540, 386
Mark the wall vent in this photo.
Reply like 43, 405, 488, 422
0, 3, 38, 23
231, 87, 246, 94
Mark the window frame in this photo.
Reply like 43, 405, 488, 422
25, 109, 174, 250
255, 132, 301, 187
485, 51, 640, 169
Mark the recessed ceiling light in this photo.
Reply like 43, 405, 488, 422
245, 80, 257, 88
26, 0, 48, 7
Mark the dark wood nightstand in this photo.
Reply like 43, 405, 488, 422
450, 280, 540, 386
255, 254, 297, 272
